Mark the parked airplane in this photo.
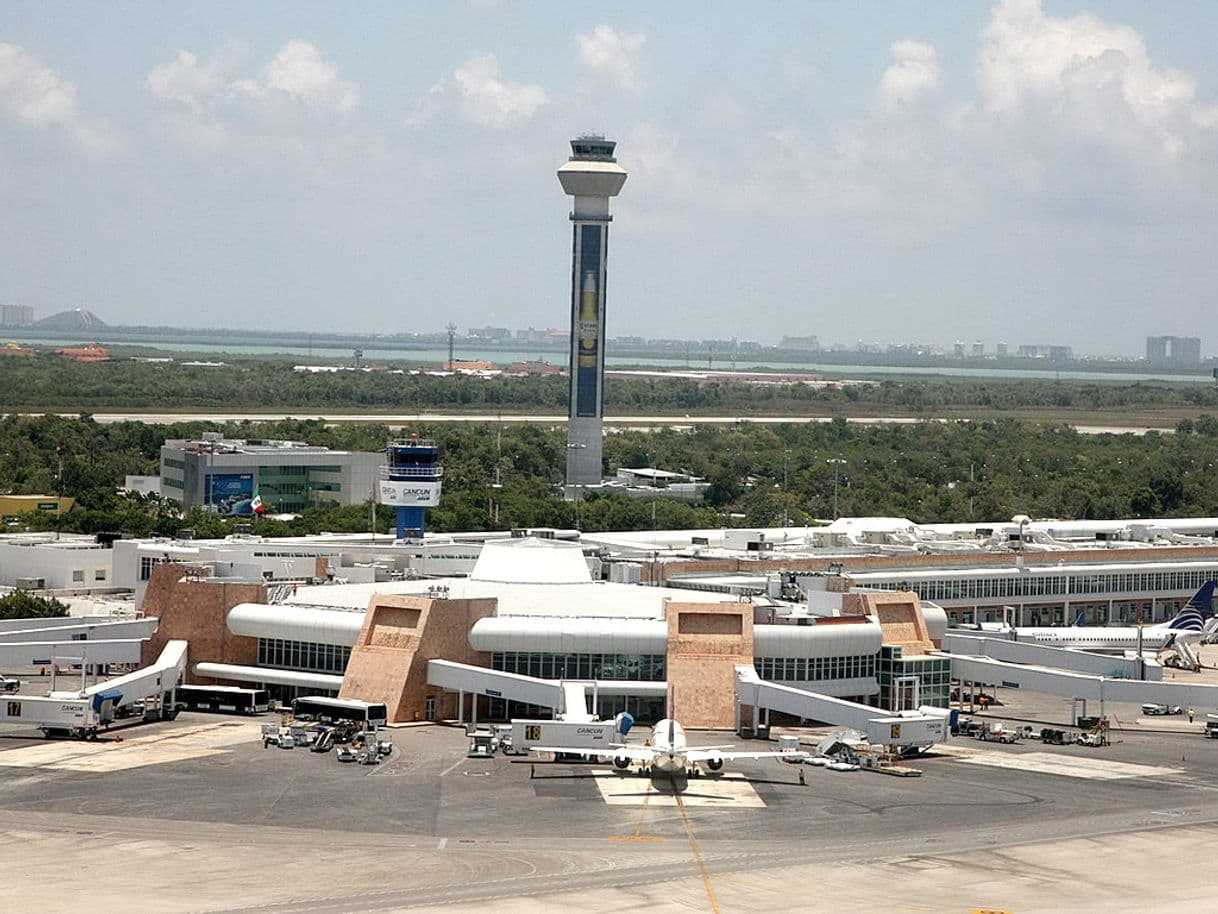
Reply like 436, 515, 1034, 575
531, 716, 802, 776
975, 581, 1215, 656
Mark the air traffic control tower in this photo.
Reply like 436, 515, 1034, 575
559, 135, 627, 492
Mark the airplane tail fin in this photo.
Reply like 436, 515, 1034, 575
1167, 580, 1216, 632
1073, 610, 1085, 627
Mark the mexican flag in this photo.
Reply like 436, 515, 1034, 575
251, 491, 265, 515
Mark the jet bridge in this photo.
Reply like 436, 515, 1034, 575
734, 665, 950, 750
0, 640, 188, 738
944, 632, 1158, 680
0, 638, 144, 668
426, 659, 667, 724
0, 617, 158, 644
949, 654, 1218, 713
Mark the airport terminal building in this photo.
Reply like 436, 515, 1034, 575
139, 536, 949, 728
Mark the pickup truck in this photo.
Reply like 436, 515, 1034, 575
977, 723, 1019, 744
0, 675, 19, 693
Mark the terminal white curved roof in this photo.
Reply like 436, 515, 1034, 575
227, 603, 364, 646
753, 622, 882, 658
470, 537, 593, 585
469, 616, 666, 654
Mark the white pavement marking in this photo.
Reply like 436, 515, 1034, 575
593, 770, 766, 808
437, 838, 447, 850
951, 749, 1180, 781
0, 721, 259, 773
439, 757, 467, 777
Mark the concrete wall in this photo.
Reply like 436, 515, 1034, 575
665, 602, 753, 729
139, 563, 261, 681
339, 594, 495, 723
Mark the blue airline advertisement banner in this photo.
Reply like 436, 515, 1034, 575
574, 224, 603, 418
207, 473, 254, 516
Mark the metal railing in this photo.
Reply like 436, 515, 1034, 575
379, 465, 444, 479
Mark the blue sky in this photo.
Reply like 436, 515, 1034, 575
2, 1, 1217, 355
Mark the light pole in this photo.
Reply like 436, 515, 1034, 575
782, 449, 790, 528
446, 322, 457, 371
827, 458, 846, 520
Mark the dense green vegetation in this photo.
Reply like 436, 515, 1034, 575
3, 356, 1218, 416
0, 590, 69, 620
2, 414, 1218, 537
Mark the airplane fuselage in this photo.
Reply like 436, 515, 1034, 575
649, 718, 688, 774
1016, 627, 1184, 650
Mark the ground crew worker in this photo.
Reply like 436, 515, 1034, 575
1189, 708, 1196, 723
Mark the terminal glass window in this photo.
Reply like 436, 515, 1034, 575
258, 638, 351, 674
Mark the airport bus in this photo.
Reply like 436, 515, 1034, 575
291, 695, 388, 729
175, 685, 270, 715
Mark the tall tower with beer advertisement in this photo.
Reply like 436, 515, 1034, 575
558, 135, 627, 491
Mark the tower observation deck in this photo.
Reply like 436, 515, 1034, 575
558, 135, 627, 491
379, 435, 443, 539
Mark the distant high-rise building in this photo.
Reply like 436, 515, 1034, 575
953, 341, 965, 358
1146, 335, 1202, 366
971, 341, 984, 358
1017, 344, 1073, 360
0, 304, 33, 327
779, 335, 820, 351
558, 135, 627, 490
996, 341, 1008, 357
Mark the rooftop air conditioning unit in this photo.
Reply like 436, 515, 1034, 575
15, 577, 44, 590
177, 528, 195, 541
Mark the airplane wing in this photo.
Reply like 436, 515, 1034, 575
529, 744, 657, 762
686, 748, 806, 763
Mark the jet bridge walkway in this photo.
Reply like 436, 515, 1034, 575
943, 632, 1159, 680
0, 617, 158, 644
0, 638, 145, 668
948, 653, 1218, 713
0, 640, 188, 738
426, 659, 667, 724
734, 665, 950, 750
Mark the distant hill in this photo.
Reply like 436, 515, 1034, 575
35, 309, 108, 331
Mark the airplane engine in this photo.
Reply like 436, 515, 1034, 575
705, 754, 724, 772
613, 755, 631, 770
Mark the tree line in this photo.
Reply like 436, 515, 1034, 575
3, 356, 1218, 415
2, 414, 1218, 537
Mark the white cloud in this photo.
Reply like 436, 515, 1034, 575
147, 40, 358, 115
875, 40, 940, 112
147, 50, 226, 113
0, 42, 118, 155
259, 40, 358, 112
577, 24, 646, 91
978, 0, 1203, 160
449, 53, 549, 128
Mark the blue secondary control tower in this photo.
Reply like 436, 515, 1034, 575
379, 436, 443, 539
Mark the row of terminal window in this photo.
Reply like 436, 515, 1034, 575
872, 570, 1218, 602
491, 652, 666, 681
753, 655, 876, 682
258, 638, 351, 674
